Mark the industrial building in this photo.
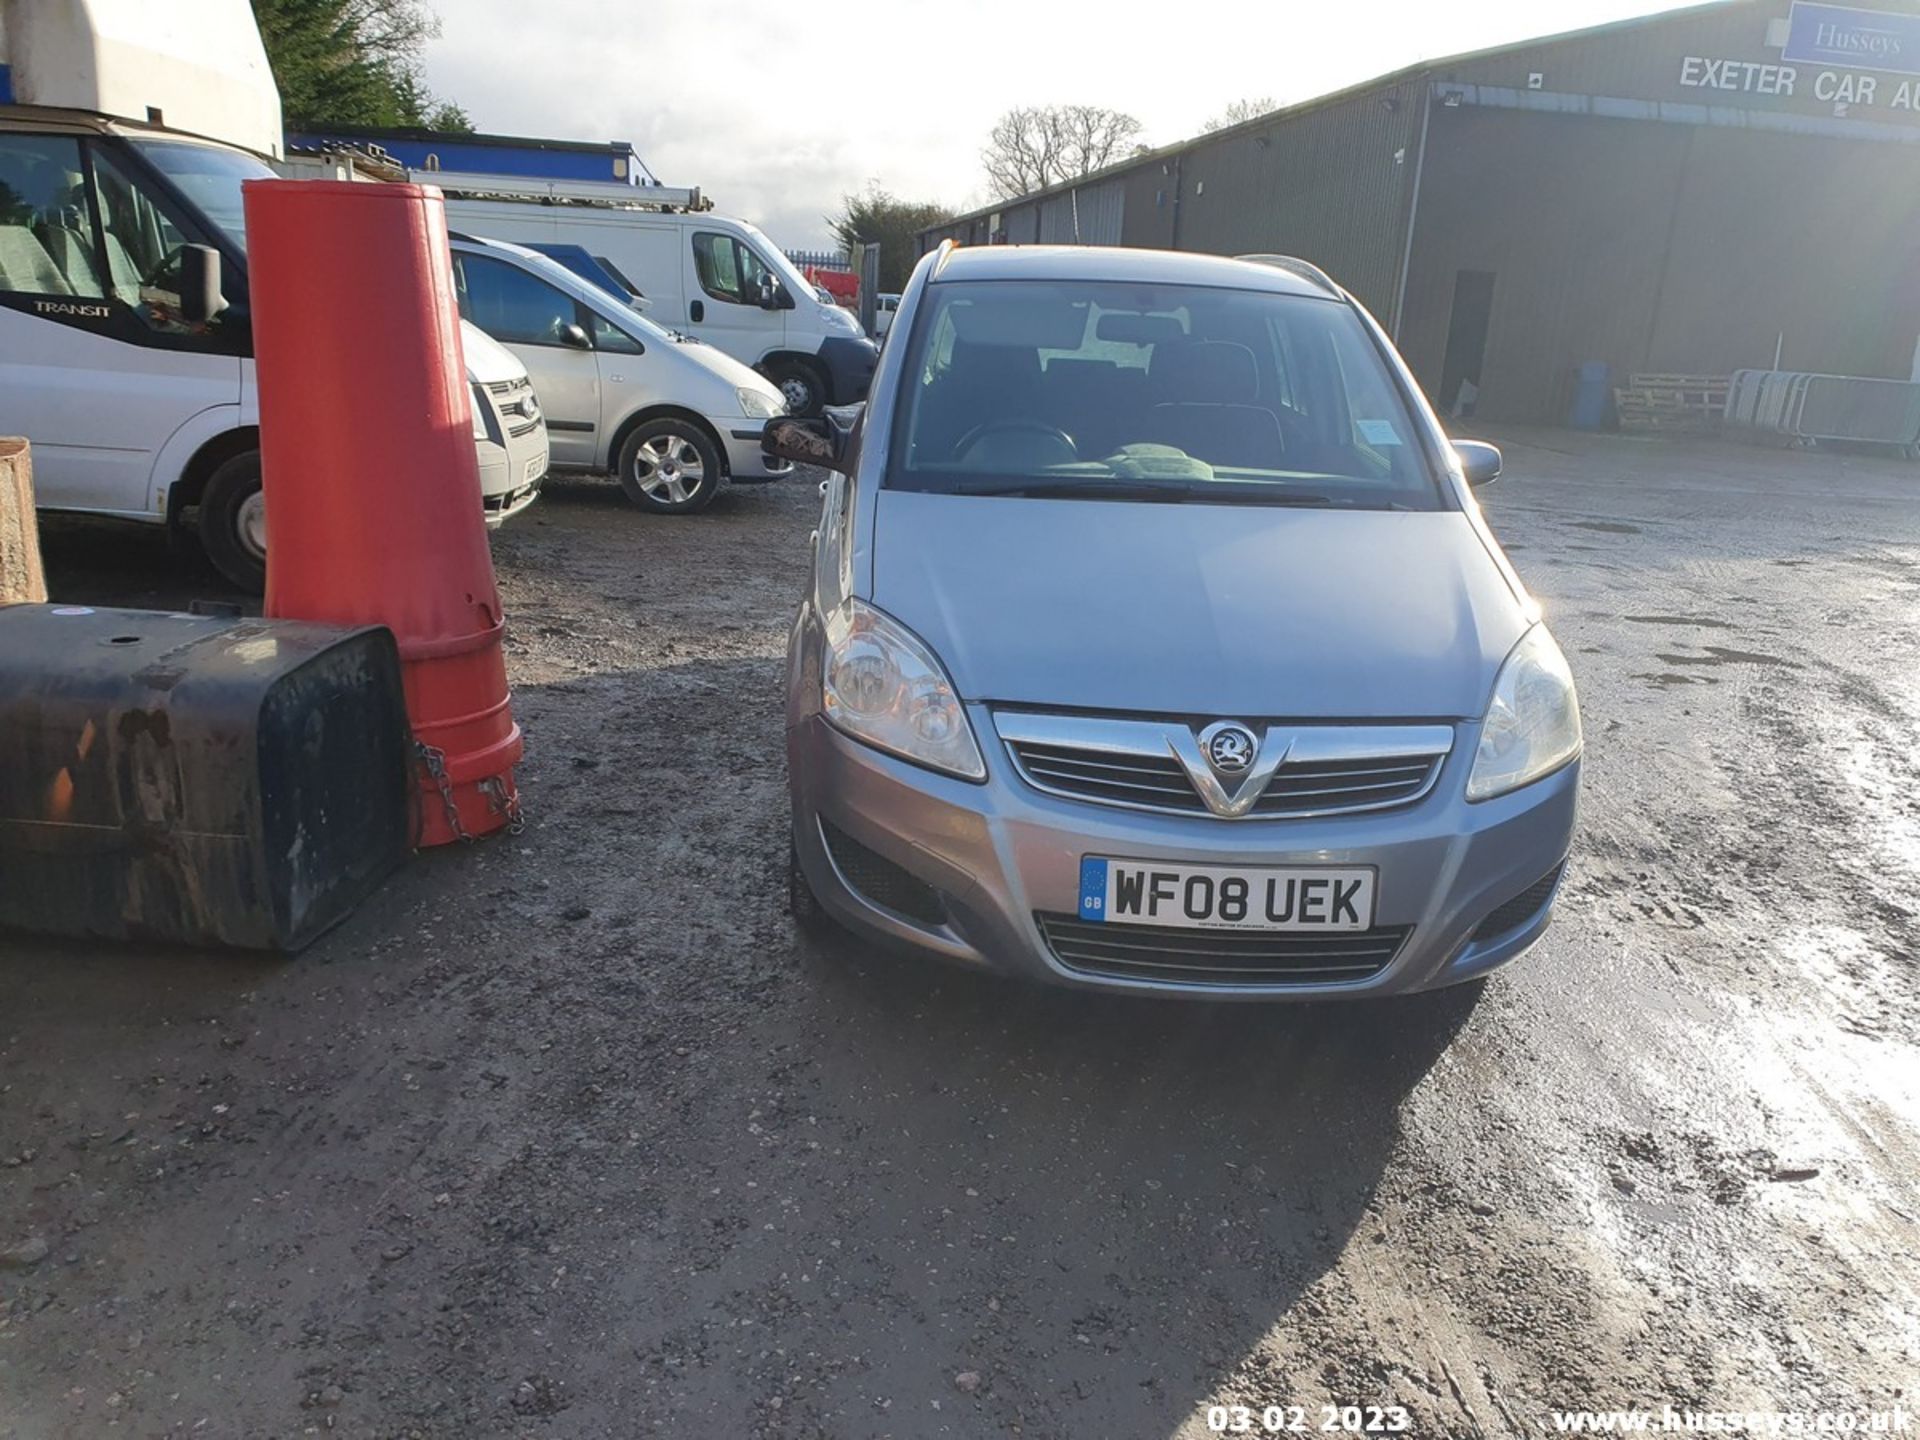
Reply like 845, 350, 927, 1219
920, 0, 1920, 424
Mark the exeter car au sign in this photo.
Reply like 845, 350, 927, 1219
1678, 1, 1920, 114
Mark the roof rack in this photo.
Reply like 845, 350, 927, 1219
406, 169, 705, 211
1233, 254, 1339, 295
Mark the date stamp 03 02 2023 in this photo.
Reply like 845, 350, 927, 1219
1207, 1405, 1414, 1434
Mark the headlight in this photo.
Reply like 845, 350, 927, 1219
469, 383, 493, 442
1467, 624, 1582, 801
736, 386, 782, 419
823, 305, 861, 335
821, 599, 985, 780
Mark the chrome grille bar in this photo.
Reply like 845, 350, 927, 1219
994, 710, 1453, 820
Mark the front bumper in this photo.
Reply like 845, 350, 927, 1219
476, 436, 547, 528
790, 707, 1578, 1000
725, 425, 793, 485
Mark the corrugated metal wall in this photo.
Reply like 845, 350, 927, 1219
1136, 85, 1425, 320
1034, 179, 1125, 244
1399, 105, 1920, 422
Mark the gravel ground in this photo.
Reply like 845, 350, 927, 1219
2, 429, 1917, 1438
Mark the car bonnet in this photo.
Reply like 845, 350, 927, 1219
866, 491, 1531, 720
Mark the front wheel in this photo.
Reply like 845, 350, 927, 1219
196, 450, 267, 592
762, 360, 824, 418
615, 419, 722, 514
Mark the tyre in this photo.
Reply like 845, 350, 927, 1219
615, 418, 722, 514
763, 359, 824, 418
196, 449, 267, 592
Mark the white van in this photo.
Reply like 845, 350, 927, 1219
449, 233, 790, 513
0, 108, 545, 590
438, 197, 879, 417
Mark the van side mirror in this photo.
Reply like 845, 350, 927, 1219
764, 405, 861, 474
179, 244, 227, 325
1454, 440, 1502, 487
755, 275, 782, 310
558, 322, 592, 350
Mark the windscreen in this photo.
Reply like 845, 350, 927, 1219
736, 219, 816, 297
128, 139, 277, 250
889, 279, 1442, 509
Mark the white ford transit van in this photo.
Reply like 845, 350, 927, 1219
439, 198, 879, 417
0, 109, 545, 590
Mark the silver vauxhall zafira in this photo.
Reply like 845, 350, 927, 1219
781, 243, 1580, 1000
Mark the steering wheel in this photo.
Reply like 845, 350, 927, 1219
138, 245, 188, 292
953, 418, 1077, 462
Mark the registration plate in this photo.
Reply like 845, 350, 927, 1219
1078, 857, 1376, 932
523, 455, 546, 482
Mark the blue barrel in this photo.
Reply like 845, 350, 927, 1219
1569, 361, 1611, 430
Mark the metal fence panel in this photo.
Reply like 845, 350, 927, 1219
1724, 369, 1920, 448
1794, 375, 1920, 445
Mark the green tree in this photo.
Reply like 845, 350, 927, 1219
829, 187, 955, 295
252, 0, 472, 131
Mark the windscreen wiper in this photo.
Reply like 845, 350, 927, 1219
958, 479, 1335, 505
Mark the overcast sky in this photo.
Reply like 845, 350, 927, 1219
420, 0, 1694, 251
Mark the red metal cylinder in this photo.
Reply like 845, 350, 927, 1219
242, 179, 521, 845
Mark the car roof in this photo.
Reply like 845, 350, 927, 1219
929, 244, 1341, 300
450, 232, 615, 306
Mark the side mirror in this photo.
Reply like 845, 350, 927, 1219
756, 276, 779, 310
179, 244, 227, 325
763, 405, 861, 474
1454, 440, 1502, 487
558, 322, 592, 350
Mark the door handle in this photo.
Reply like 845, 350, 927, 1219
690, 300, 704, 323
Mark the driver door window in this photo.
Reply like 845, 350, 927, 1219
692, 232, 748, 305
89, 145, 201, 332
455, 255, 582, 346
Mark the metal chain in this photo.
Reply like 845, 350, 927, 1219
481, 776, 526, 836
414, 741, 473, 845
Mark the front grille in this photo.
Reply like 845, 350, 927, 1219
1005, 740, 1443, 819
1470, 863, 1565, 942
1037, 913, 1410, 988
486, 377, 532, 397
821, 821, 946, 927
1009, 742, 1195, 808
506, 417, 542, 438
1249, 755, 1443, 815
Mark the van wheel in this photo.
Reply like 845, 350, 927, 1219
764, 360, 824, 417
197, 450, 267, 593
616, 420, 722, 513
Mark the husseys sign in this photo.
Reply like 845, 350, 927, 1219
1680, 2, 1920, 114
1783, 1, 1920, 74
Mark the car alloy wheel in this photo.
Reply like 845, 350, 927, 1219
632, 434, 706, 505
616, 419, 723, 514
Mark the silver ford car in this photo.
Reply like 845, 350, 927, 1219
770, 244, 1580, 1000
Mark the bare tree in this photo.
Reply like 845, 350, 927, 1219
982, 105, 1143, 199
1201, 96, 1278, 132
